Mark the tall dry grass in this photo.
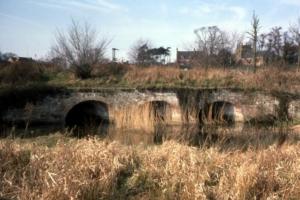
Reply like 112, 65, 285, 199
112, 101, 173, 132
46, 65, 300, 93
1, 134, 300, 200
124, 66, 300, 92
0, 62, 49, 85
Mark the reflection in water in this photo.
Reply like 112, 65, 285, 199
103, 123, 300, 151
1, 122, 299, 151
199, 101, 236, 125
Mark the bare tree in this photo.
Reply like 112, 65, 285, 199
194, 26, 225, 55
194, 26, 233, 68
247, 11, 260, 72
51, 19, 110, 79
258, 33, 267, 51
228, 31, 244, 52
268, 27, 283, 62
290, 17, 300, 70
283, 31, 298, 64
128, 39, 153, 65
217, 32, 243, 68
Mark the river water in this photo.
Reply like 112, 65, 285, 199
1, 123, 299, 151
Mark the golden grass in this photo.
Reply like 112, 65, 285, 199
1, 134, 300, 200
124, 66, 300, 92
113, 103, 157, 131
44, 66, 300, 93
113, 101, 172, 132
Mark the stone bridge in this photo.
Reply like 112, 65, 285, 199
1, 88, 300, 129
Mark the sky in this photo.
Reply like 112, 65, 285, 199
0, 0, 300, 61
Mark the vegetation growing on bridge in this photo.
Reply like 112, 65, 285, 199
1, 64, 300, 94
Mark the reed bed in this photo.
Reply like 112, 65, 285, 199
123, 66, 300, 92
1, 133, 300, 200
44, 65, 300, 92
112, 101, 172, 132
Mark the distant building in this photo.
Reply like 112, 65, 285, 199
8, 56, 33, 63
176, 49, 203, 68
0, 53, 34, 67
7, 56, 19, 63
18, 57, 33, 63
235, 43, 264, 66
0, 54, 33, 64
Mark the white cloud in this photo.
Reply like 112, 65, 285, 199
229, 6, 247, 20
199, 4, 212, 14
179, 2, 247, 20
28, 0, 127, 13
178, 2, 248, 32
96, 0, 125, 11
280, 0, 300, 6
0, 12, 45, 28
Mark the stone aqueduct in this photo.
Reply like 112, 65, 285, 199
1, 88, 300, 128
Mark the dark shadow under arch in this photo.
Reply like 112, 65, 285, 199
65, 100, 109, 132
199, 101, 236, 125
149, 101, 171, 123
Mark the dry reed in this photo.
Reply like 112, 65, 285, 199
123, 66, 300, 92
45, 65, 300, 93
1, 134, 300, 200
112, 101, 172, 132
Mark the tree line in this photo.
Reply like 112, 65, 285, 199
182, 13, 300, 71
2, 14, 300, 79
130, 13, 300, 71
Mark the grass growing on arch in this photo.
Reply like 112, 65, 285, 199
1, 65, 299, 93
44, 65, 300, 92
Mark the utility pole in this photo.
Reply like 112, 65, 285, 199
112, 48, 119, 62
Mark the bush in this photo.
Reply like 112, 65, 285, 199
0, 62, 48, 85
51, 19, 110, 80
73, 63, 92, 79
92, 63, 132, 78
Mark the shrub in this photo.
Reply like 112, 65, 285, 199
0, 62, 48, 85
51, 19, 110, 79
74, 63, 92, 79
92, 63, 132, 78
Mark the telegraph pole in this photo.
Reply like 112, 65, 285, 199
112, 48, 119, 62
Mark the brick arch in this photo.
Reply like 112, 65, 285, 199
64, 100, 109, 128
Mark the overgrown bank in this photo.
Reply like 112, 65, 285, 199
1, 64, 300, 93
1, 134, 300, 200
48, 66, 300, 93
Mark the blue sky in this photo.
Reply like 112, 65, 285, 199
0, 0, 300, 61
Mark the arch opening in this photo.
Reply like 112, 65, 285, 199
65, 101, 109, 131
149, 101, 171, 124
199, 101, 243, 125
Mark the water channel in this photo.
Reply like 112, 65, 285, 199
1, 122, 299, 151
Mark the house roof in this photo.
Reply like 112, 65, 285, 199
177, 51, 203, 59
